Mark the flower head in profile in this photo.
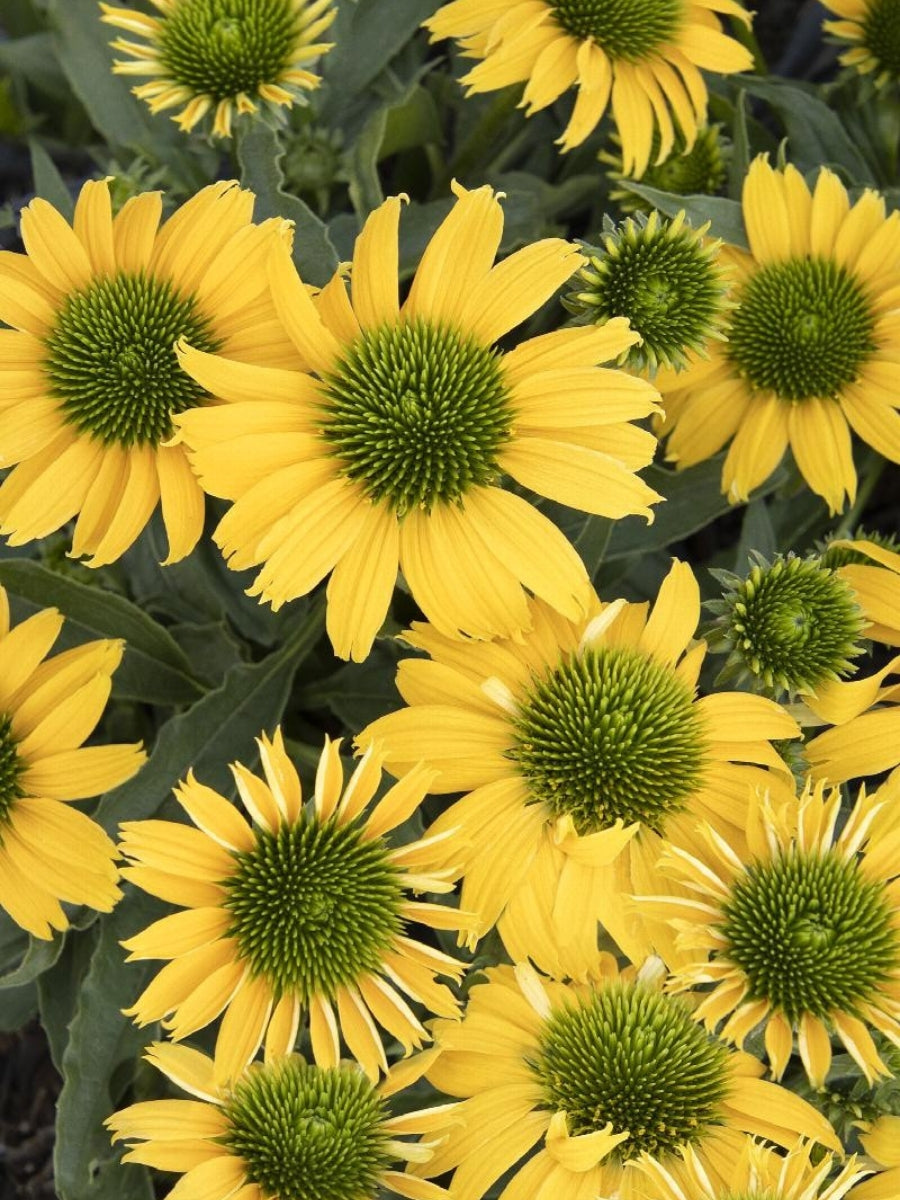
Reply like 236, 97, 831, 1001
0, 178, 296, 565
601, 124, 729, 214
107, 1043, 454, 1200
659, 157, 900, 515
634, 1135, 867, 1200
566, 210, 731, 373
0, 585, 145, 939
359, 560, 799, 978
641, 776, 900, 1090
824, 0, 900, 89
119, 730, 469, 1086
411, 961, 840, 1200
174, 182, 663, 661
424, 0, 752, 175
707, 553, 868, 696
101, 0, 336, 138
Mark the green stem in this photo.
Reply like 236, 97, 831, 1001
832, 455, 886, 539
433, 86, 523, 195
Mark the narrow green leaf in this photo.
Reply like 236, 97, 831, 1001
728, 89, 751, 201
0, 931, 64, 990
347, 105, 389, 216
94, 595, 325, 831
52, 889, 162, 1200
321, 0, 441, 115
0, 979, 37, 1032
734, 498, 777, 571
603, 457, 786, 563
297, 639, 405, 730
37, 927, 99, 1070
0, 32, 69, 97
624, 185, 748, 248
236, 122, 339, 285
0, 560, 204, 706
29, 138, 74, 218
739, 76, 874, 181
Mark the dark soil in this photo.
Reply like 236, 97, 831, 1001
0, 1026, 59, 1200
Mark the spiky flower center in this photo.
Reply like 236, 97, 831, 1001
644, 128, 727, 195
223, 1059, 390, 1200
721, 850, 897, 1022
550, 0, 683, 60
319, 320, 513, 515
819, 528, 900, 568
572, 215, 727, 371
726, 258, 876, 401
43, 271, 220, 445
533, 982, 731, 1161
862, 0, 900, 80
0, 715, 24, 828
224, 816, 403, 1001
715, 557, 865, 694
158, 0, 301, 100
510, 645, 707, 835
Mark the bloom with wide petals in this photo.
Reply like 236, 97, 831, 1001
174, 182, 663, 660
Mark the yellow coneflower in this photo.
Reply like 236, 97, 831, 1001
359, 560, 799, 978
411, 960, 841, 1200
424, 0, 752, 175
119, 729, 470, 1086
0, 584, 144, 938
659, 157, 900, 515
101, 0, 336, 138
0, 178, 296, 564
173, 182, 663, 661
640, 776, 900, 1089
823, 0, 900, 88
107, 1042, 455, 1200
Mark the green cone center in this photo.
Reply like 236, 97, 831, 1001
158, 0, 300, 100
224, 815, 403, 1001
550, 0, 683, 59
862, 0, 900, 79
643, 128, 727, 196
510, 645, 707, 835
577, 221, 725, 369
723, 557, 865, 694
224, 1059, 390, 1200
319, 319, 513, 515
533, 982, 731, 1161
0, 714, 24, 828
721, 849, 897, 1022
726, 257, 876, 401
43, 271, 221, 446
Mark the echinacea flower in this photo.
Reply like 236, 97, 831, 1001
0, 179, 296, 565
424, 0, 753, 175
0, 584, 144, 938
359, 560, 799, 977
119, 729, 469, 1086
107, 1043, 454, 1200
659, 157, 900, 515
411, 960, 840, 1200
565, 209, 731, 373
707, 553, 867, 695
600, 124, 729, 214
823, 0, 900, 88
633, 1135, 867, 1200
640, 776, 900, 1089
101, 0, 336, 138
174, 182, 663, 660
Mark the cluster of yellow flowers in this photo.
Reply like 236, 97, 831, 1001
2, 0, 900, 1198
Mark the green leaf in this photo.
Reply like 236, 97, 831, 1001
52, 888, 161, 1200
624, 185, 748, 248
728, 89, 751, 201
236, 122, 339, 285
0, 931, 64, 990
29, 137, 74, 218
734, 498, 777, 571
0, 560, 204, 706
0, 979, 37, 1032
347, 105, 390, 216
37, 927, 99, 1070
297, 639, 405, 730
0, 32, 69, 98
739, 76, 874, 181
94, 596, 325, 831
603, 456, 787, 563
321, 0, 441, 115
